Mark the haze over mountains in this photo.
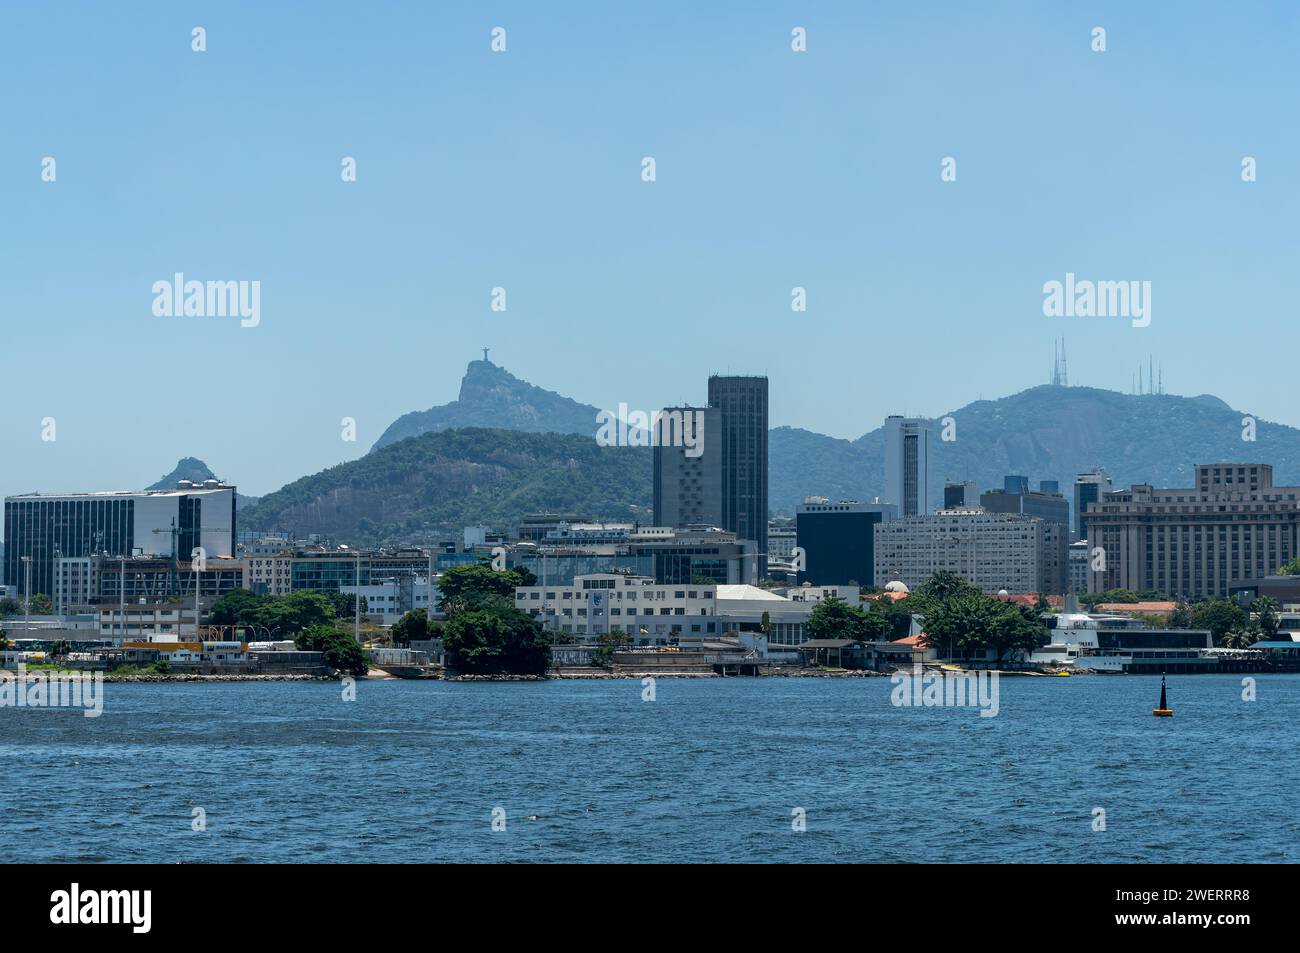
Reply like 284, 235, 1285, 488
167, 359, 1300, 543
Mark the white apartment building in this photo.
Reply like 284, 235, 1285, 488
513, 573, 859, 646
340, 577, 438, 625
99, 605, 199, 640
874, 508, 1063, 595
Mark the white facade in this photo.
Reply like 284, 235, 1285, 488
883, 416, 930, 517
874, 509, 1053, 595
513, 573, 844, 646
100, 605, 198, 640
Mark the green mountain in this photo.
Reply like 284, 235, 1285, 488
240, 360, 1300, 542
370, 360, 600, 452
240, 428, 652, 544
772, 385, 1296, 513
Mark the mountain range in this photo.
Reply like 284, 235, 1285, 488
164, 360, 1300, 543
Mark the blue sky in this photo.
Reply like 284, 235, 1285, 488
3, 1, 1299, 505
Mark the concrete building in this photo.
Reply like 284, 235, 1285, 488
943, 481, 979, 509
99, 605, 199, 641
57, 554, 245, 611
340, 576, 438, 625
513, 573, 855, 646
874, 508, 1066, 595
653, 405, 722, 529
1074, 468, 1114, 540
1068, 539, 1091, 594
884, 416, 930, 516
979, 480, 1070, 528
795, 499, 895, 587
1086, 463, 1300, 599
3, 483, 237, 602
242, 547, 431, 596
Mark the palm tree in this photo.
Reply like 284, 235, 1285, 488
1221, 627, 1257, 650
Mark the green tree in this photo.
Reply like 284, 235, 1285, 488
1168, 602, 1193, 628
804, 597, 887, 642
27, 593, 54, 615
437, 564, 533, 617
294, 625, 367, 677
590, 631, 625, 667
1251, 596, 1280, 641
1189, 597, 1250, 646
208, 589, 270, 627
1277, 557, 1300, 576
0, 597, 21, 618
920, 594, 1047, 664
441, 608, 551, 676
391, 608, 442, 647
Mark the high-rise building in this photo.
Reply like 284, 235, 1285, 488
1086, 463, 1300, 599
883, 416, 930, 516
1073, 468, 1114, 540
653, 406, 722, 529
943, 480, 979, 509
795, 499, 896, 587
707, 376, 769, 564
3, 484, 237, 601
980, 481, 1070, 528
874, 509, 1065, 595
1039, 480, 1060, 495
1003, 475, 1030, 495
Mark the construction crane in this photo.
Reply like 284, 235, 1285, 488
150, 518, 234, 598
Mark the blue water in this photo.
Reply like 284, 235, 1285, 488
1, 675, 1296, 863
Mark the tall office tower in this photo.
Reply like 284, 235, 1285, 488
796, 499, 896, 587
707, 376, 769, 566
1073, 468, 1114, 540
653, 406, 722, 529
3, 484, 237, 600
943, 481, 979, 510
883, 416, 930, 516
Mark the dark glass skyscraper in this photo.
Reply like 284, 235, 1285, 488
707, 375, 768, 569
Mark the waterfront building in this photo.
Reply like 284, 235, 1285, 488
795, 499, 896, 587
99, 605, 200, 641
514, 573, 850, 645
1073, 468, 1113, 540
1085, 463, 1300, 599
707, 375, 769, 564
873, 508, 1065, 595
3, 483, 237, 602
883, 416, 930, 516
653, 405, 722, 529
56, 554, 245, 611
241, 547, 431, 596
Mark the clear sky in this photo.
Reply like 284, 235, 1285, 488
4, 1, 1299, 507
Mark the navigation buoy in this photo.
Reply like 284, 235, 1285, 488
1153, 672, 1173, 717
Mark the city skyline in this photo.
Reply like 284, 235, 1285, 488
6, 1, 1300, 506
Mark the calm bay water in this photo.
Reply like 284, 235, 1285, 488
2, 674, 1296, 863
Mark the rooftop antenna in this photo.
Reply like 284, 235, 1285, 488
1061, 338, 1068, 387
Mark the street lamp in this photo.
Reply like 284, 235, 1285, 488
20, 556, 32, 628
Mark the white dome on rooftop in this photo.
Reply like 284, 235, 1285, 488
884, 581, 909, 593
